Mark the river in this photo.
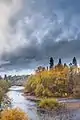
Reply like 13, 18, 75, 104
7, 86, 80, 120
7, 86, 41, 120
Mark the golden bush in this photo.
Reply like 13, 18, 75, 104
0, 108, 29, 120
25, 66, 69, 97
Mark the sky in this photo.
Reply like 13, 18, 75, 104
0, 0, 80, 75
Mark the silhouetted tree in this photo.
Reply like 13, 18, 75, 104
36, 66, 45, 73
69, 63, 72, 67
58, 58, 62, 65
4, 74, 7, 81
0, 75, 2, 80
72, 57, 77, 66
49, 57, 54, 69
64, 63, 67, 67
47, 66, 48, 71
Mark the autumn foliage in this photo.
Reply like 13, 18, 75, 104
0, 108, 29, 120
25, 62, 80, 99
25, 64, 70, 97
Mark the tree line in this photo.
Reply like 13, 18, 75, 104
49, 57, 77, 69
25, 56, 80, 98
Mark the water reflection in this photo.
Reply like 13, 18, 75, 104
7, 86, 40, 120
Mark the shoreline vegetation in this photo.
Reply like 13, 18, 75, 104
0, 80, 11, 110
0, 81, 29, 120
24, 57, 80, 111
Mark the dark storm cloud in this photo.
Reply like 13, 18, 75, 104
1, 39, 80, 72
1, 0, 80, 73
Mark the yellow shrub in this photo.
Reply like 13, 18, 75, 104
25, 66, 69, 97
0, 108, 29, 120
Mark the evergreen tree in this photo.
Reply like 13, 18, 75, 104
72, 57, 77, 66
49, 57, 54, 69
58, 58, 62, 65
64, 63, 67, 67
47, 66, 48, 70
0, 75, 2, 80
4, 74, 7, 80
69, 63, 72, 67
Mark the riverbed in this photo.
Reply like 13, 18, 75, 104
7, 86, 80, 120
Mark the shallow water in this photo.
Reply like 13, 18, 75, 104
7, 86, 80, 120
7, 86, 41, 120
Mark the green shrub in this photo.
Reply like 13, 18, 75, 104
35, 84, 44, 97
0, 80, 11, 93
42, 88, 53, 97
25, 76, 37, 93
0, 87, 4, 104
0, 80, 11, 104
39, 98, 61, 110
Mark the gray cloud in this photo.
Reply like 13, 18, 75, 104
0, 0, 80, 74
